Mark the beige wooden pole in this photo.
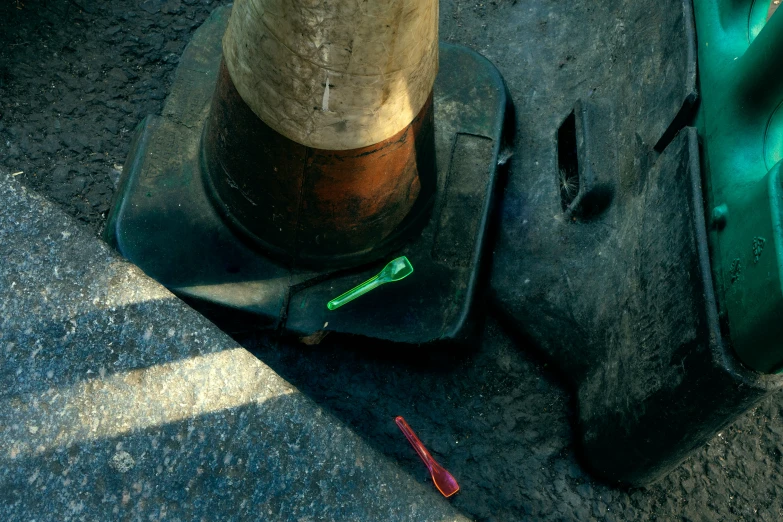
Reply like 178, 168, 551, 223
222, 0, 439, 150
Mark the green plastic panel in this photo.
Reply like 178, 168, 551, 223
694, 0, 783, 372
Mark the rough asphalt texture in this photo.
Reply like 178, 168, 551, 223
0, 171, 469, 522
2, 0, 783, 520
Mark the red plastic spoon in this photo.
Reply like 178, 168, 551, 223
395, 416, 460, 498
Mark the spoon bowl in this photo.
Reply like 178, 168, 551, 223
381, 256, 414, 282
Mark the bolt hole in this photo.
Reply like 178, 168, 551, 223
557, 111, 580, 211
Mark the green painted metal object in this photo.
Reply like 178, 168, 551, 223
694, 1, 783, 372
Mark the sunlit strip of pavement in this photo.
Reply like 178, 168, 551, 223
0, 172, 469, 522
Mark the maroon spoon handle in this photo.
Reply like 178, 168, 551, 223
395, 416, 435, 471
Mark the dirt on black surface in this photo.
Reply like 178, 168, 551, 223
0, 0, 219, 234
245, 320, 783, 521
3, 0, 783, 521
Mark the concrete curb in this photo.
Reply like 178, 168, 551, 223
0, 173, 469, 521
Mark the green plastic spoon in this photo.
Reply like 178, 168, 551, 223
327, 256, 414, 311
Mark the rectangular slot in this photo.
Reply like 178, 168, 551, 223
557, 111, 580, 211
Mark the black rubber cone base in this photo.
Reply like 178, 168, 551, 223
487, 0, 783, 486
104, 6, 511, 343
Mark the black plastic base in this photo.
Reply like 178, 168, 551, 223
489, 0, 783, 486
105, 6, 511, 343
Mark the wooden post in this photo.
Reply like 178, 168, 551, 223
202, 0, 440, 268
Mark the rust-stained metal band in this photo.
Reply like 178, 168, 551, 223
202, 60, 436, 269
